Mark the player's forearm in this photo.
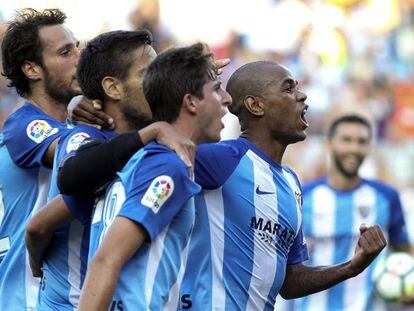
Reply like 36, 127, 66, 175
58, 132, 143, 196
280, 262, 357, 299
78, 257, 120, 311
25, 228, 53, 275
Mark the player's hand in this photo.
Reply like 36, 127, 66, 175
68, 95, 115, 130
214, 58, 230, 75
29, 256, 43, 278
350, 224, 387, 276
140, 122, 196, 178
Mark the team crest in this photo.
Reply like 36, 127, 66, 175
66, 132, 91, 153
358, 205, 371, 218
26, 120, 58, 144
295, 191, 302, 210
141, 175, 174, 214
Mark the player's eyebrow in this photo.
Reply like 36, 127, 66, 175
281, 78, 297, 87
57, 42, 77, 53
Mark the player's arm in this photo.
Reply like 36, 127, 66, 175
58, 122, 195, 196
279, 224, 387, 299
78, 217, 147, 311
25, 195, 75, 277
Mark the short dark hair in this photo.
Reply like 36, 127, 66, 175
328, 114, 373, 139
143, 43, 216, 123
1, 8, 67, 97
77, 30, 152, 101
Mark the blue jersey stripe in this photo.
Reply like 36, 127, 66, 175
223, 156, 256, 309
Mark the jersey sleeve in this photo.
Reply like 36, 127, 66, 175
287, 224, 309, 265
195, 142, 243, 189
55, 125, 111, 169
117, 151, 201, 241
62, 194, 94, 225
2, 111, 67, 168
388, 189, 409, 245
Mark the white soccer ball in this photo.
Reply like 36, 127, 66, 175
372, 252, 414, 302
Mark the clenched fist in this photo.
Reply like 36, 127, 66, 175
350, 224, 387, 276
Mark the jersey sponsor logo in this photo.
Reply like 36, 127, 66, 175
250, 217, 295, 253
66, 132, 90, 153
180, 294, 192, 309
141, 175, 174, 214
255, 185, 275, 195
26, 120, 59, 143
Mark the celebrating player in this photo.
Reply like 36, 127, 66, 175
78, 43, 231, 310
25, 30, 196, 310
290, 114, 412, 311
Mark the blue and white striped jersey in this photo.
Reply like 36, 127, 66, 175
37, 125, 116, 311
291, 177, 408, 311
88, 142, 201, 310
0, 102, 69, 310
180, 137, 308, 311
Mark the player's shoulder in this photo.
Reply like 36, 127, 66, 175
136, 142, 188, 173
363, 178, 400, 199
3, 102, 65, 144
197, 139, 244, 158
302, 177, 327, 194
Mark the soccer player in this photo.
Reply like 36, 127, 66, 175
78, 43, 231, 310
178, 61, 387, 310
0, 9, 80, 309
25, 30, 196, 310
289, 114, 411, 311
57, 60, 387, 309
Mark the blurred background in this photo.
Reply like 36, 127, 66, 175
1, 0, 413, 236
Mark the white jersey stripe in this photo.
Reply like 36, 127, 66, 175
246, 151, 278, 311
26, 167, 50, 309
282, 169, 302, 233
342, 186, 377, 311
305, 185, 336, 310
164, 229, 192, 311
145, 224, 169, 307
68, 220, 84, 307
204, 188, 226, 309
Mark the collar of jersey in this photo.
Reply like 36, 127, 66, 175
236, 137, 283, 171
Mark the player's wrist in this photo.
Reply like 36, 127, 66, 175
138, 122, 160, 145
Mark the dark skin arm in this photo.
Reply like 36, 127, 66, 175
280, 224, 387, 299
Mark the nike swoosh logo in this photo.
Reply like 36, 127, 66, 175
256, 186, 275, 195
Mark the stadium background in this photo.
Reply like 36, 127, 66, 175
0, 0, 413, 239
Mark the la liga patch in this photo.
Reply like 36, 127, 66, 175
66, 132, 90, 153
141, 175, 174, 214
26, 120, 59, 144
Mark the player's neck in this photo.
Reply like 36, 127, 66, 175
327, 168, 361, 191
171, 117, 199, 145
26, 89, 67, 123
241, 129, 286, 164
103, 104, 129, 133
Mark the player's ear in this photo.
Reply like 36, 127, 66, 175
102, 76, 121, 100
244, 95, 264, 116
182, 93, 197, 115
21, 61, 43, 82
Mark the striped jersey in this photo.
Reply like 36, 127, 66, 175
37, 125, 116, 311
88, 142, 201, 310
180, 137, 308, 310
0, 102, 69, 310
291, 177, 408, 311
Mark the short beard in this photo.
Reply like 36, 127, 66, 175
121, 105, 153, 131
333, 153, 360, 179
44, 68, 81, 106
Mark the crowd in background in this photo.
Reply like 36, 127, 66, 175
1, 0, 413, 234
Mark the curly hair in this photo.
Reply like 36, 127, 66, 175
1, 8, 67, 97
